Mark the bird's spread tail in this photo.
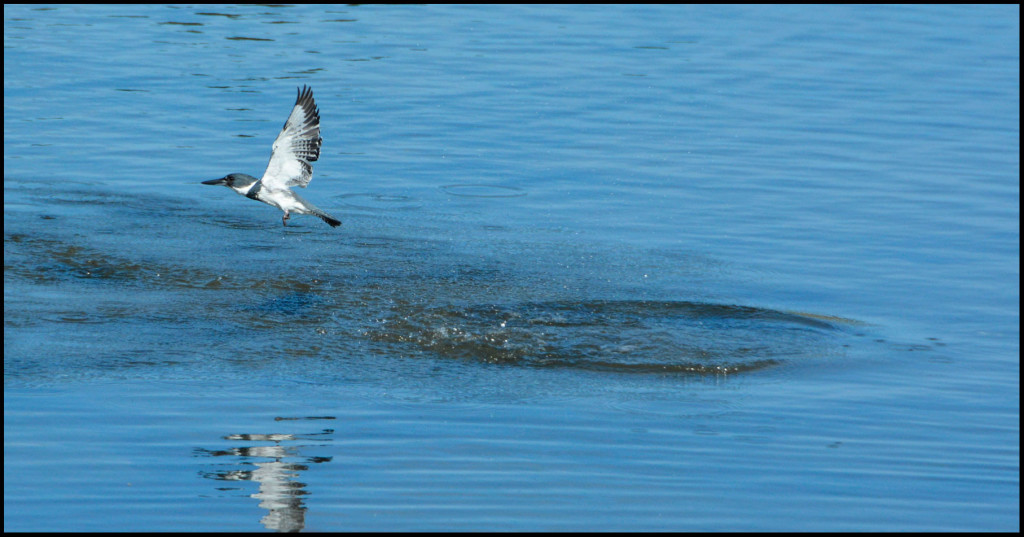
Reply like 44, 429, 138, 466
290, 191, 341, 228
307, 205, 341, 227
318, 212, 342, 228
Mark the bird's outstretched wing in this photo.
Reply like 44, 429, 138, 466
260, 85, 322, 190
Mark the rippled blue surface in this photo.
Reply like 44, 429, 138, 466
5, 4, 1019, 531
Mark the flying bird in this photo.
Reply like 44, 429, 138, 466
203, 86, 341, 227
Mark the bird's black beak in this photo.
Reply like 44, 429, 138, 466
202, 177, 228, 186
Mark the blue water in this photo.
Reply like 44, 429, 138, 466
4, 4, 1019, 531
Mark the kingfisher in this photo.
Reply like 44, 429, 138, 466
203, 86, 341, 228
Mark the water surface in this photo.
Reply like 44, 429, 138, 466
4, 4, 1019, 531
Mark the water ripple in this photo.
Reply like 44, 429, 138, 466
440, 184, 527, 198
370, 300, 849, 374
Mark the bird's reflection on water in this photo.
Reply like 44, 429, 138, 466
196, 418, 335, 533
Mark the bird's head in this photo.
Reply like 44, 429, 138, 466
203, 173, 259, 194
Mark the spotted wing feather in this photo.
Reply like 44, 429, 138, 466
260, 85, 322, 190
